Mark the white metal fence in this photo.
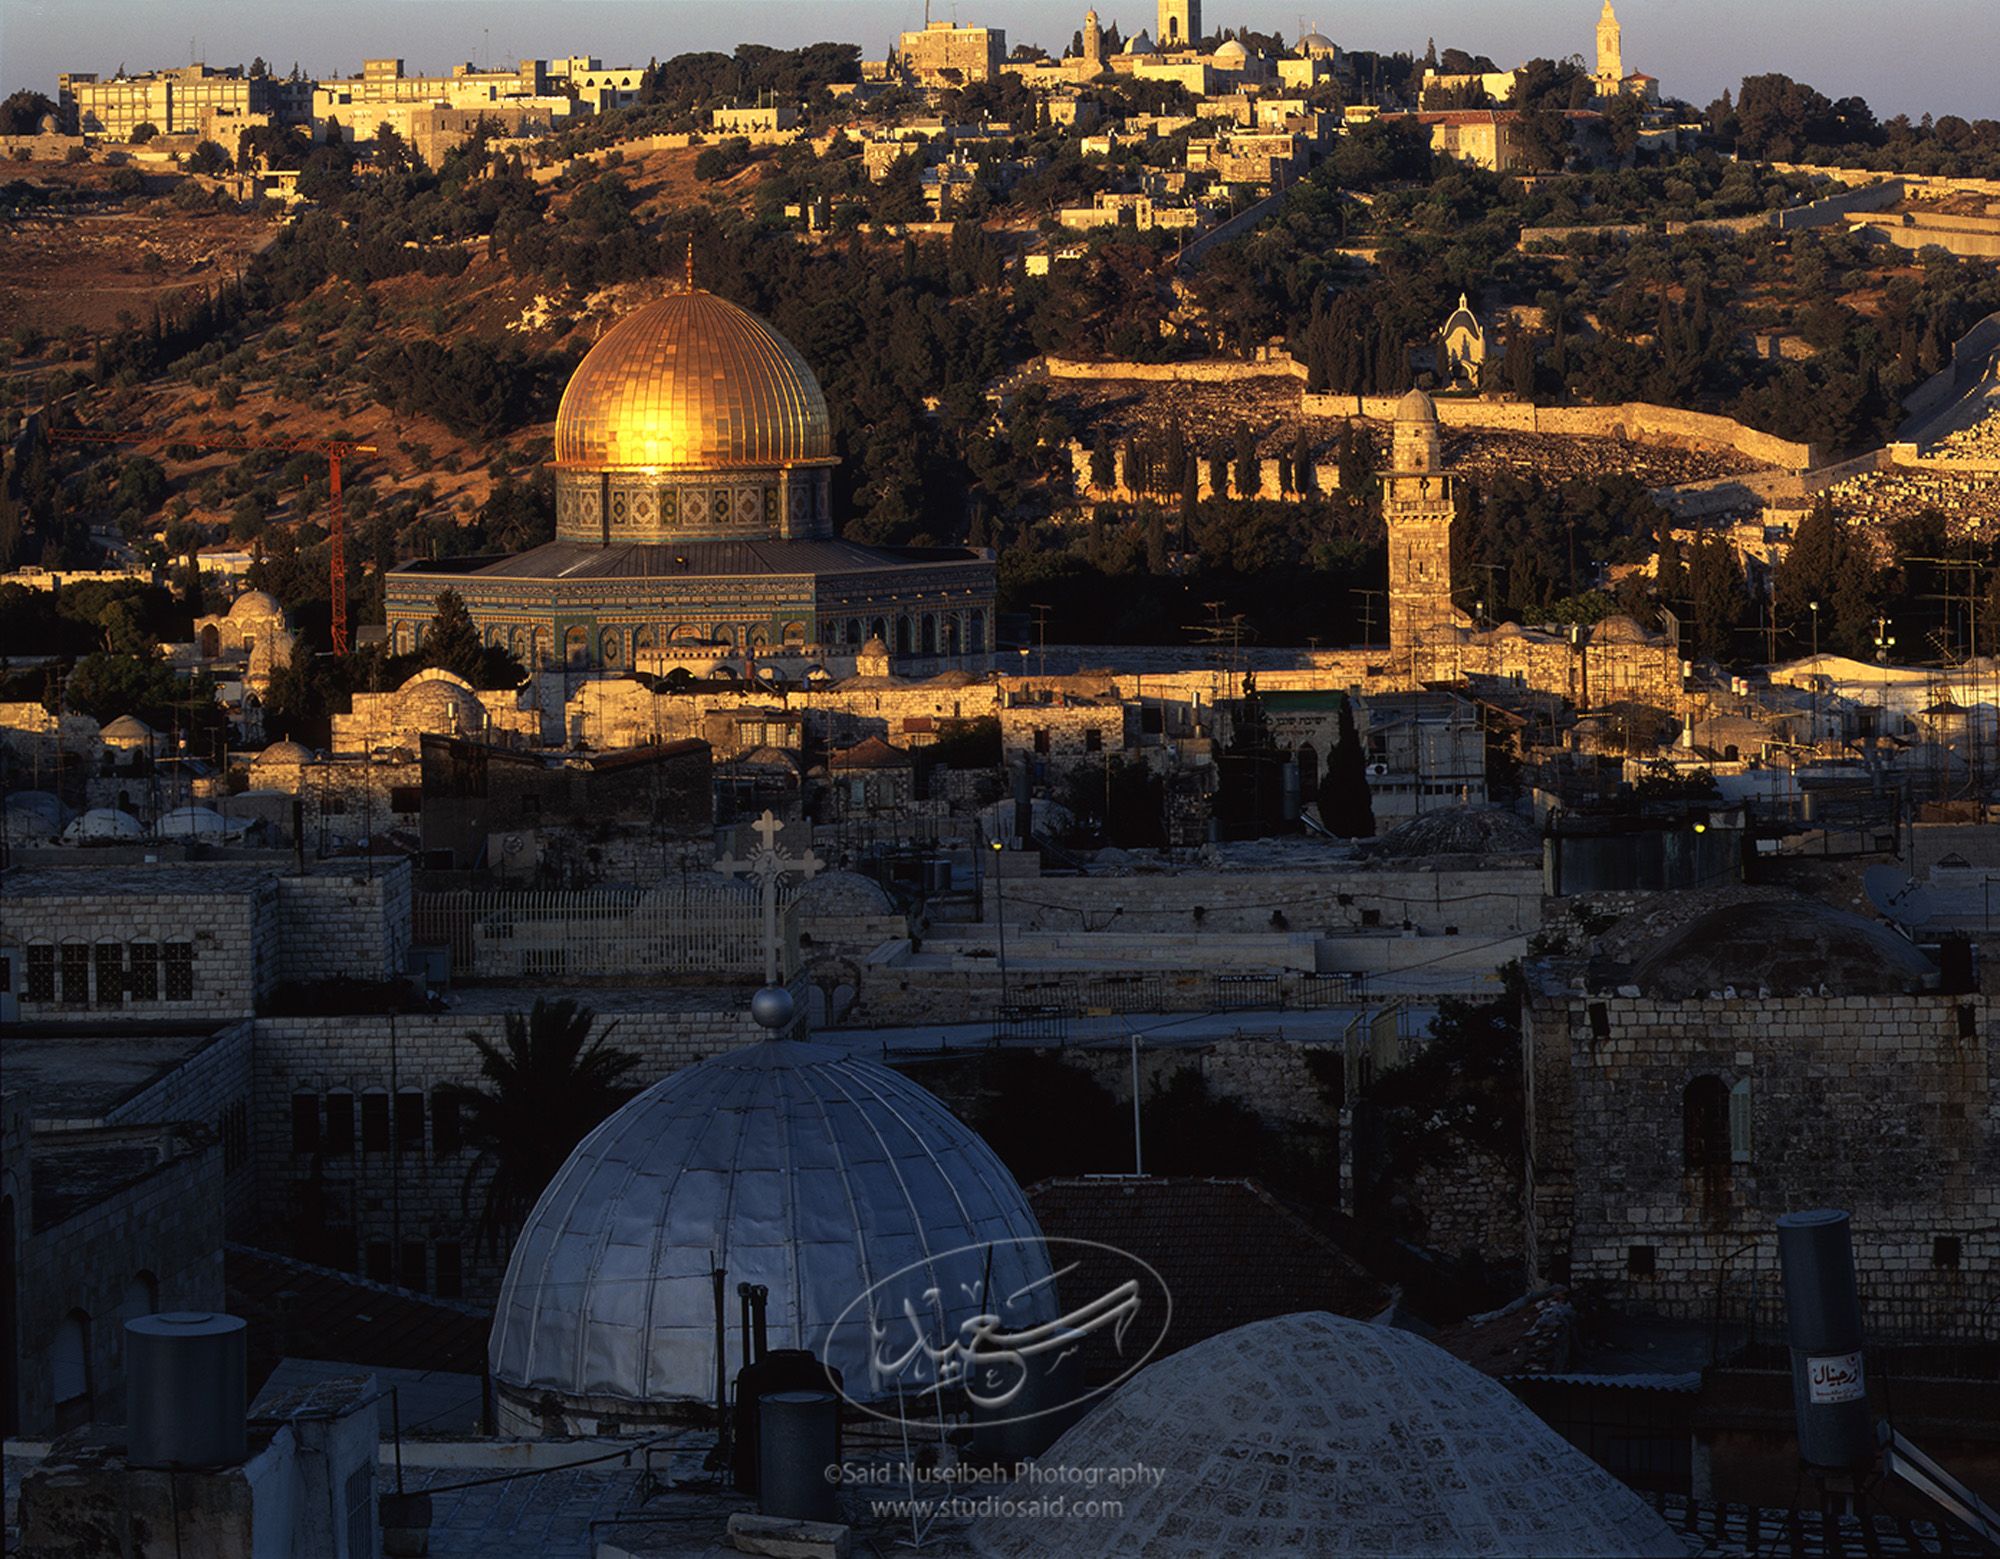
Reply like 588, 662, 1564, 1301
414, 887, 791, 980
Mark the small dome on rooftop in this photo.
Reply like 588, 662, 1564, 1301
99, 714, 157, 740
1631, 900, 1934, 998
229, 590, 283, 619
255, 739, 314, 764
1213, 37, 1249, 62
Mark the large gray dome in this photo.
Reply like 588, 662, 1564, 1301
971, 1312, 1681, 1558
489, 1038, 1055, 1425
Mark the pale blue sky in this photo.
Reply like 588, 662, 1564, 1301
3, 0, 1992, 120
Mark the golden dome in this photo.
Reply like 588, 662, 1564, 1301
554, 290, 833, 473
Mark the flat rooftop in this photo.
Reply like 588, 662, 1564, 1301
1, 862, 281, 899
3, 1024, 232, 1123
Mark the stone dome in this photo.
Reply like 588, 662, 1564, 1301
63, 808, 145, 842
1396, 387, 1439, 423
1297, 30, 1337, 56
1213, 37, 1249, 62
969, 1312, 1681, 1559
398, 675, 486, 733
489, 1037, 1057, 1422
554, 288, 833, 473
1123, 28, 1155, 54
255, 739, 314, 764
1632, 900, 1936, 998
1592, 613, 1650, 643
99, 714, 156, 742
228, 590, 283, 619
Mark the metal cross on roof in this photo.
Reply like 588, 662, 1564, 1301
715, 809, 824, 986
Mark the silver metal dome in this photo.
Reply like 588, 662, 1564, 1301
489, 1038, 1056, 1416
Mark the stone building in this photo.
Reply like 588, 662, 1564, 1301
330, 669, 539, 754
417, 733, 713, 872
896, 21, 1007, 86
1, 1089, 225, 1435
193, 588, 296, 695
62, 63, 282, 140
384, 285, 996, 675
1524, 899, 1997, 1339
828, 735, 916, 817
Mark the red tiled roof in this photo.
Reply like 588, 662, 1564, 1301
831, 735, 914, 769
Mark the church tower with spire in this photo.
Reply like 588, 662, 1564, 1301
1595, 1, 1624, 90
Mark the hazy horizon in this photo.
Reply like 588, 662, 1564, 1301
2, 0, 1993, 123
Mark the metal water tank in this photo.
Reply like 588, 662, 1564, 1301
126, 1312, 248, 1469
758, 1390, 840, 1523
1776, 1209, 1874, 1471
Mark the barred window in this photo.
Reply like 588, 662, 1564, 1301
128, 942, 160, 1002
60, 943, 90, 1005
163, 942, 195, 1002
94, 943, 123, 1007
27, 944, 56, 1002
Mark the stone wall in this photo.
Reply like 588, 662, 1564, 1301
14, 1130, 225, 1435
274, 864, 413, 986
983, 863, 1545, 938
1525, 981, 1998, 1339
102, 1021, 258, 1236
250, 992, 795, 1301
1405, 1142, 1523, 1261
1044, 353, 1308, 385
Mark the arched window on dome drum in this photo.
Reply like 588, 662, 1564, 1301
671, 623, 705, 643
921, 615, 938, 655
896, 617, 913, 656
564, 626, 589, 668
943, 616, 960, 657
530, 628, 548, 669
395, 623, 414, 655
783, 621, 807, 648
601, 629, 623, 667
486, 626, 503, 647
845, 618, 862, 647
634, 625, 657, 661
969, 610, 986, 653
510, 628, 527, 662
712, 625, 735, 647
870, 617, 888, 645
749, 626, 770, 650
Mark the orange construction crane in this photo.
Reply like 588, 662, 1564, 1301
43, 426, 379, 655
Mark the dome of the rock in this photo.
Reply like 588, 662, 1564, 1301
554, 289, 832, 474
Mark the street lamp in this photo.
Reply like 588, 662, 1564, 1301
989, 836, 1011, 1022
1809, 600, 1820, 746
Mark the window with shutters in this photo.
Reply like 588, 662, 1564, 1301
27, 944, 56, 1001
292, 1092, 320, 1153
360, 1092, 390, 1153
1728, 1078, 1752, 1165
325, 1091, 356, 1156
395, 1090, 425, 1154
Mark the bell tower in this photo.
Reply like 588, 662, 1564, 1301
1082, 8, 1103, 72
1596, 1, 1623, 89
1382, 390, 1459, 654
1157, 0, 1201, 49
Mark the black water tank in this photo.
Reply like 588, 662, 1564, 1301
1777, 1208, 1875, 1471
734, 1350, 843, 1494
759, 1391, 841, 1523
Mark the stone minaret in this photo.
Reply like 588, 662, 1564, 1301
1082, 8, 1103, 72
1596, 1, 1623, 87
1157, 0, 1201, 49
1382, 390, 1458, 654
